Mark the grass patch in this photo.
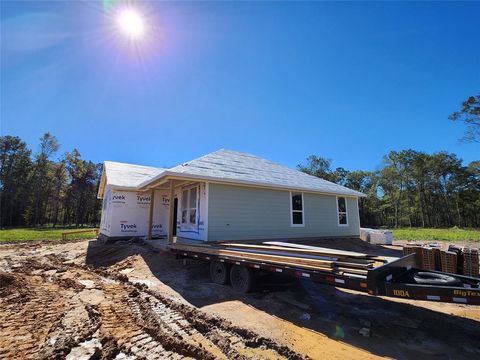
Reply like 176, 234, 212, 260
0, 228, 98, 242
393, 228, 480, 242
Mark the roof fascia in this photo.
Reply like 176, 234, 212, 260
138, 171, 366, 198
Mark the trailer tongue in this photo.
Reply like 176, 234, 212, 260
170, 241, 480, 305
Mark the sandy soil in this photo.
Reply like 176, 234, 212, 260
1, 238, 479, 359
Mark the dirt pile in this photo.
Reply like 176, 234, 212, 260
0, 272, 30, 300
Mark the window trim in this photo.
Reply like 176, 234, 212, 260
336, 196, 348, 226
181, 185, 199, 226
290, 191, 305, 227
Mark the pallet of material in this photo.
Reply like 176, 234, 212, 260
403, 244, 424, 267
421, 247, 436, 271
463, 248, 479, 277
432, 246, 442, 271
404, 243, 448, 271
403, 243, 422, 256
440, 251, 458, 274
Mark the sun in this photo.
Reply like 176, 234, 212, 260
116, 8, 145, 40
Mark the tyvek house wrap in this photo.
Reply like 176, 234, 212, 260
100, 185, 170, 238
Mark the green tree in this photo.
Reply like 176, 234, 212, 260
0, 136, 33, 227
64, 149, 101, 226
449, 95, 480, 143
297, 155, 335, 182
29, 133, 60, 226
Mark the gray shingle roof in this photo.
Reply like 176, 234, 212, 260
102, 150, 364, 197
165, 149, 365, 197
103, 161, 165, 189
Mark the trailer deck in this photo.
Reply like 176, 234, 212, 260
170, 240, 480, 305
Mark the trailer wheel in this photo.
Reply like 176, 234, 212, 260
230, 265, 254, 293
413, 272, 462, 287
210, 261, 230, 285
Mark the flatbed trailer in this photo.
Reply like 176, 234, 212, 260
169, 242, 480, 305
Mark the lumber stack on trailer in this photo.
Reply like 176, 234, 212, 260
171, 241, 394, 279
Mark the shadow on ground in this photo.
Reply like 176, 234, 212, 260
85, 238, 480, 360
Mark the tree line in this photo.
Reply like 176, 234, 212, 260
1, 116, 479, 230
0, 133, 101, 228
298, 94, 480, 229
298, 151, 480, 228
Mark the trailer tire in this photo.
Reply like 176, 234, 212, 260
413, 272, 462, 287
210, 261, 230, 285
230, 265, 254, 293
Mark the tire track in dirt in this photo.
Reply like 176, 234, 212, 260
0, 252, 307, 360
0, 274, 66, 359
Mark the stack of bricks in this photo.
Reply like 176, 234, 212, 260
433, 247, 442, 271
440, 250, 458, 274
403, 244, 438, 270
403, 243, 424, 268
420, 247, 436, 271
448, 245, 463, 274
403, 243, 479, 276
462, 248, 480, 277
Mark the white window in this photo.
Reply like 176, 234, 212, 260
337, 196, 348, 226
181, 186, 198, 225
290, 192, 304, 227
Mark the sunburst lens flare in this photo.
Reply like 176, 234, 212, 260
116, 8, 145, 40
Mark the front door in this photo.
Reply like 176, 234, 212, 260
172, 198, 178, 236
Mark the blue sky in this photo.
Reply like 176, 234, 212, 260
2, 1, 479, 171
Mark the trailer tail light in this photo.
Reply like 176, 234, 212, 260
360, 282, 367, 288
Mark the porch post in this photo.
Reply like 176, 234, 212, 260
168, 180, 175, 243
147, 188, 155, 240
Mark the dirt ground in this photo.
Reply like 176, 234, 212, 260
1, 238, 479, 359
